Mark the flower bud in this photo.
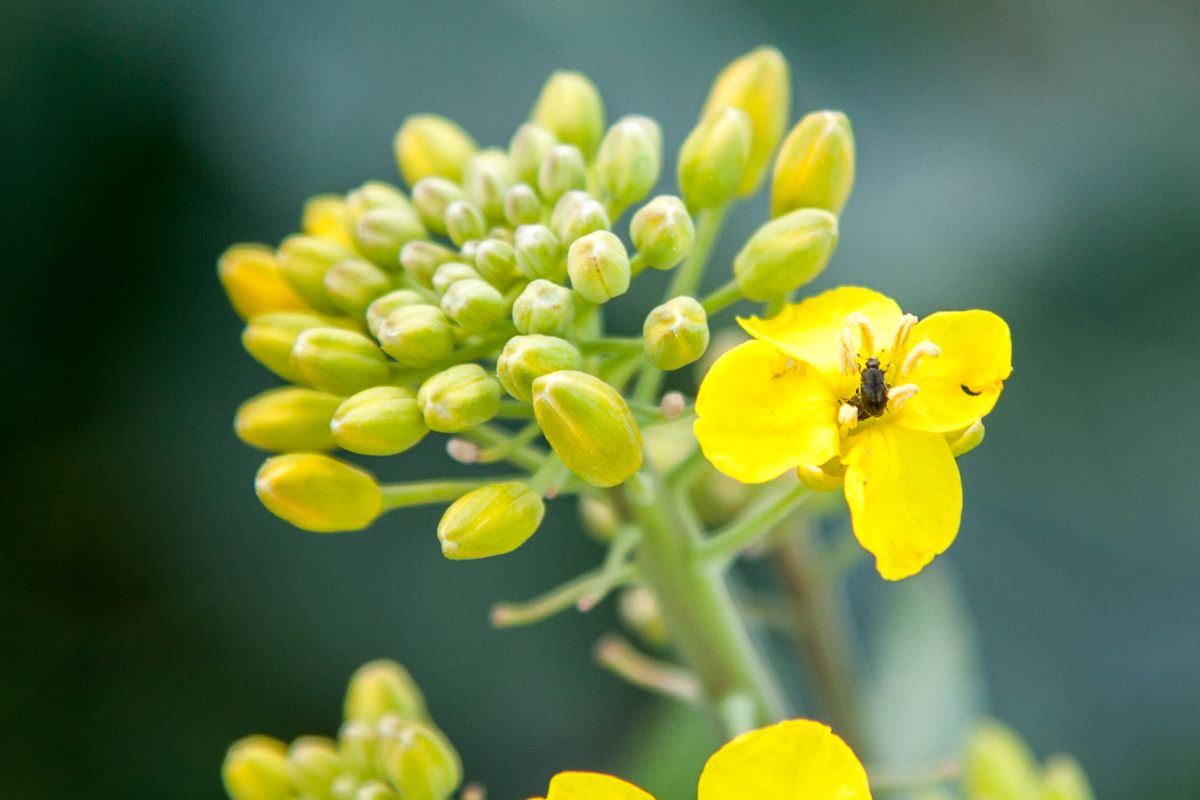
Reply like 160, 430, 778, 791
440, 278, 507, 332
302, 194, 355, 248
377, 305, 455, 368
771, 110, 855, 217
537, 144, 588, 203
532, 371, 642, 487
377, 720, 462, 800
553, 195, 610, 247
618, 585, 670, 649
243, 312, 335, 381
514, 224, 564, 283
678, 106, 752, 211
443, 200, 487, 247
219, 244, 310, 320
417, 364, 501, 433
236, 386, 342, 452
411, 177, 466, 236
367, 290, 426, 339
338, 721, 383, 780
353, 207, 427, 268
596, 115, 662, 212
223, 736, 293, 800
508, 123, 557, 185
332, 387, 428, 456
256, 453, 382, 532
497, 335, 582, 403
394, 114, 478, 185
1040, 755, 1095, 800
399, 240, 455, 289
462, 149, 513, 224
278, 235, 357, 313
355, 782, 399, 800
291, 328, 391, 395
530, 71, 605, 160
347, 180, 414, 214
324, 259, 393, 318
733, 208, 838, 301
504, 183, 543, 227
431, 261, 481, 295
703, 46, 791, 196
629, 195, 695, 270
473, 238, 519, 288
567, 230, 630, 303
964, 721, 1041, 800
344, 659, 429, 724
577, 494, 620, 542
287, 737, 343, 800
437, 481, 545, 559
488, 226, 514, 244
512, 279, 574, 336
643, 296, 709, 370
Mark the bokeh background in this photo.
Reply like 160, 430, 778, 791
3, 0, 1198, 797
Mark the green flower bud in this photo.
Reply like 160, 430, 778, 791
223, 736, 293, 800
567, 230, 630, 303
440, 278, 507, 332
732, 208, 838, 301
437, 481, 545, 559
355, 783, 399, 800
243, 311, 337, 381
532, 371, 642, 487
677, 106, 752, 210
642, 296, 709, 370
508, 123, 557, 185
630, 195, 695, 270
287, 736, 343, 800
332, 387, 428, 456
514, 224, 564, 283
367, 290, 426, 339
497, 334, 582, 403
530, 71, 605, 160
553, 195, 610, 247
504, 183, 543, 227
255, 453, 382, 531
344, 659, 429, 724
537, 144, 588, 203
417, 364, 501, 433
394, 114, 478, 185
338, 721, 382, 780
577, 494, 620, 542
291, 328, 391, 395
431, 261, 481, 295
278, 235, 357, 313
377, 305, 455, 368
443, 200, 486, 247
473, 238, 519, 288
219, 243, 311, 320
377, 720, 462, 800
399, 240, 455, 289
302, 194, 356, 248
346, 180, 416, 216
411, 177, 466, 236
703, 46, 791, 196
353, 207, 426, 268
512, 279, 574, 335
236, 386, 342, 452
488, 226, 514, 244
964, 720, 1041, 800
596, 115, 662, 212
324, 259, 393, 318
618, 585, 670, 649
771, 110, 855, 217
1040, 755, 1095, 800
462, 149, 513, 224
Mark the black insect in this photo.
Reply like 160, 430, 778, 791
849, 356, 889, 420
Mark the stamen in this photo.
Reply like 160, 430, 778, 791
837, 328, 858, 375
844, 312, 876, 357
900, 340, 941, 378
887, 383, 919, 410
838, 403, 860, 429
889, 313, 919, 366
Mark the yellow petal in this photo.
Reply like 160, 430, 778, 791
841, 423, 962, 580
545, 772, 655, 800
896, 310, 1012, 433
695, 341, 841, 484
697, 719, 871, 800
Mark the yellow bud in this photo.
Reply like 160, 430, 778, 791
677, 106, 751, 210
947, 419, 986, 457
474, 238, 519, 288
278, 235, 357, 313
367, 289, 426, 339
567, 230, 630, 303
964, 720, 1042, 800
377, 719, 462, 800
411, 177, 465, 237
596, 115, 662, 213
437, 481, 545, 559
771, 110, 855, 216
462, 149, 514, 224
287, 736, 343, 800
1040, 755, 1095, 800
532, 371, 642, 487
291, 328, 391, 396
347, 180, 415, 214
732, 208, 839, 301
338, 720, 383, 780
537, 144, 588, 203
439, 278, 508, 333
514, 224, 565, 283
324, 259, 393, 318
223, 736, 293, 800
530, 71, 606, 160
703, 46, 791, 196
642, 296, 709, 370
377, 305, 455, 368
508, 123, 558, 186
256, 453, 382, 532
430, 261, 481, 295
236, 386, 342, 452
417, 364, 502, 433
302, 194, 356, 248
332, 387, 428, 456
243, 311, 341, 382
443, 200, 487, 247
629, 195, 694, 270
497, 335, 582, 403
394, 114, 478, 185
399, 240, 455, 289
353, 207, 427, 269
512, 279, 574, 336
553, 194, 610, 248
504, 183, 543, 227
219, 244, 310, 320
344, 659, 429, 724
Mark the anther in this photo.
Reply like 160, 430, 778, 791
887, 383, 919, 410
838, 403, 860, 429
838, 328, 858, 375
890, 313, 918, 365
446, 438, 480, 464
900, 340, 941, 378
844, 312, 876, 357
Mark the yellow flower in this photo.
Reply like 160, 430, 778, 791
530, 719, 870, 800
694, 286, 1012, 580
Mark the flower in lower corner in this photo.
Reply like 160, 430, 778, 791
694, 286, 1012, 580
529, 719, 870, 800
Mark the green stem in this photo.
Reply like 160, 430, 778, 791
380, 479, 503, 509
578, 525, 641, 611
700, 279, 744, 316
578, 337, 644, 355
461, 424, 546, 472
594, 633, 701, 704
698, 482, 810, 566
497, 400, 535, 419
490, 563, 639, 628
476, 422, 542, 464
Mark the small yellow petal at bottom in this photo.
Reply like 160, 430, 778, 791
546, 771, 655, 800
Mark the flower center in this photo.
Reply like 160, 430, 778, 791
835, 312, 936, 429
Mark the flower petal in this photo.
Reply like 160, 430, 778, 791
695, 341, 841, 483
545, 771, 655, 800
895, 310, 1012, 433
842, 423, 962, 580
697, 719, 872, 800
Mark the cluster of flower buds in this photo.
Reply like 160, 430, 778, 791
964, 720, 1095, 800
223, 660, 463, 800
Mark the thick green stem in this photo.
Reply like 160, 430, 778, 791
700, 279, 743, 316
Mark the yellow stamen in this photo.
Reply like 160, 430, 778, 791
887, 383, 919, 409
838, 403, 859, 429
844, 312, 876, 357
889, 313, 918, 365
900, 340, 941, 378
838, 328, 858, 375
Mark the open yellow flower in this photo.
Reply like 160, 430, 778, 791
530, 719, 870, 800
694, 286, 1012, 580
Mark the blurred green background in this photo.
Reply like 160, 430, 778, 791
3, 0, 1198, 797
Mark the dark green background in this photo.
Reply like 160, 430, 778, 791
3, 1, 1197, 798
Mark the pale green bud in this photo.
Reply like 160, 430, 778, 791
324, 259, 393, 318
431, 261, 481, 295
394, 114, 478, 185
255, 453, 382, 532
577, 494, 620, 542
278, 235, 357, 313
508, 123, 558, 185
512, 279, 574, 335
553, 195, 610, 247
732, 208, 838, 301
332, 776, 360, 800
596, 115, 662, 212
643, 296, 709, 370
514, 224, 565, 283
771, 110, 855, 216
344, 659, 429, 724
504, 183, 543, 227
347, 180, 415, 213
618, 585, 670, 649
703, 46, 791, 196
417, 364, 501, 433
677, 106, 752, 210
377, 305, 455, 368
532, 371, 643, 487
567, 230, 630, 303
473, 238, 519, 288
377, 719, 462, 800
437, 481, 545, 559
537, 144, 587, 203
291, 328, 389, 395
355, 783, 399, 800
630, 195, 695, 270
1040, 755, 1095, 800
411, 177, 466, 236
243, 311, 338, 382
964, 720, 1041, 800
548, 190, 587, 231
440, 278, 507, 332
443, 200, 486, 247
236, 386, 341, 452
367, 290, 426, 339
400, 240, 455, 289
223, 736, 293, 800
457, 239, 481, 265
497, 334, 582, 403
287, 736, 343, 800
530, 71, 606, 160
487, 226, 514, 244
354, 207, 426, 268
462, 149, 513, 224
332, 387, 428, 456
338, 721, 382, 780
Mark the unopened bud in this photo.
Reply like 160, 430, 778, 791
400, 240, 455, 289
332, 387, 428, 456
596, 115, 662, 212
964, 721, 1041, 800
223, 736, 293, 800
417, 364, 502, 433
219, 244, 310, 320
504, 183, 543, 227
643, 296, 709, 370
291, 328, 391, 395
367, 290, 426, 339
344, 659, 429, 724
678, 106, 752, 210
444, 200, 487, 247
338, 721, 382, 780
537, 144, 587, 203
287, 737, 343, 800
377, 720, 462, 800
355, 783, 399, 800
302, 195, 355, 248
377, 305, 455, 368
508, 123, 558, 186
733, 208, 838, 301
703, 46, 791, 196
347, 180, 415, 214
242, 311, 335, 381
411, 177, 466, 236
618, 586, 669, 649
462, 149, 513, 224
278, 235, 357, 313
514, 224, 565, 283
946, 419, 986, 457
431, 261, 481, 295
567, 230, 630, 303
440, 278, 507, 332
771, 110, 855, 217
324, 259, 393, 318
236, 386, 341, 452
532, 371, 642, 487
630, 195, 695, 270
553, 195, 610, 247
255, 454, 382, 532
577, 494, 620, 542
497, 335, 582, 403
512, 279, 574, 336
530, 71, 606, 160
354, 207, 426, 268
1040, 755, 1095, 800
394, 114, 478, 185
437, 481, 545, 559
474, 239, 519, 288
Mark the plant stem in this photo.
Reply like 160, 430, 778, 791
697, 481, 810, 566
380, 479, 504, 509
461, 424, 546, 472
491, 563, 639, 628
700, 279, 743, 316
594, 634, 702, 704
